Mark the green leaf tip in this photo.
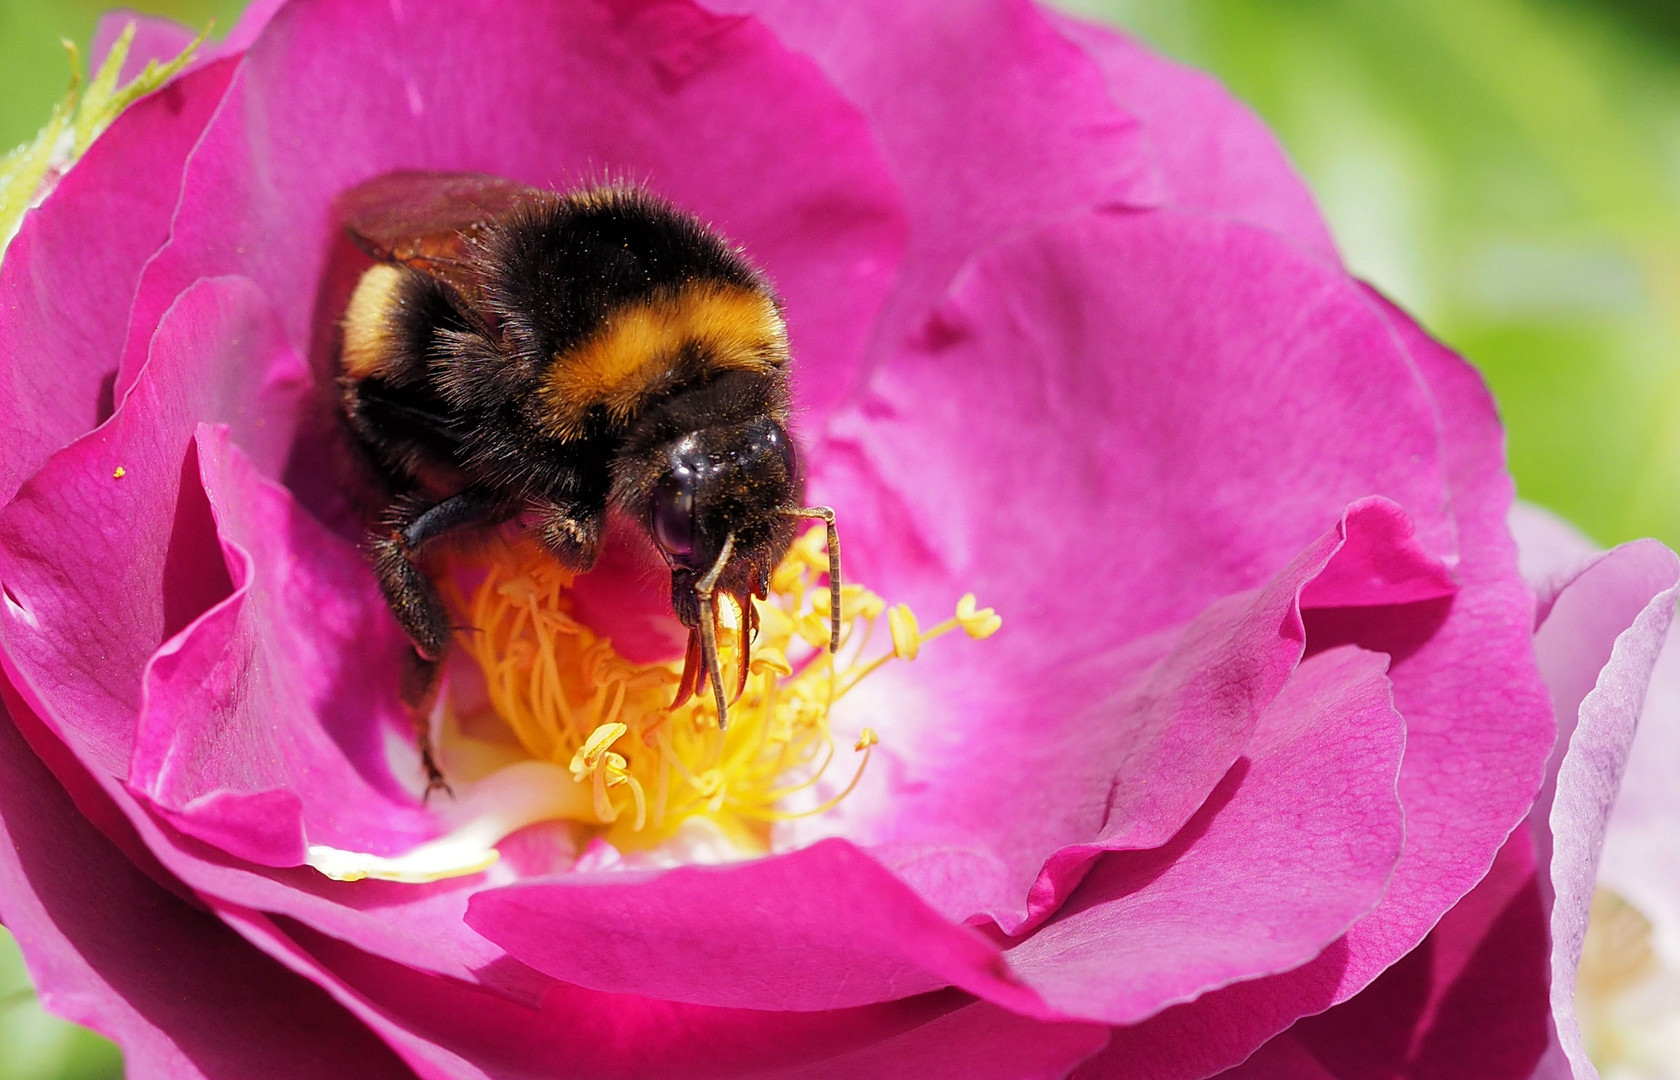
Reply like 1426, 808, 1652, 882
0, 19, 209, 259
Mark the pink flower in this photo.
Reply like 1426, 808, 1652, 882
0, 2, 1672, 1078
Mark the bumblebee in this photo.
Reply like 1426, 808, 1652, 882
335, 172, 839, 793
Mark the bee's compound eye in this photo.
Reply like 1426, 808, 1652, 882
769, 422, 798, 481
652, 471, 697, 560
744, 419, 798, 482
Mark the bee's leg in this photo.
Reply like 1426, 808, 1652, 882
370, 488, 507, 801
535, 499, 604, 572
370, 488, 507, 660
400, 649, 451, 803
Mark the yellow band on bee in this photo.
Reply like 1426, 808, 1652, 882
341, 263, 408, 380
540, 282, 788, 440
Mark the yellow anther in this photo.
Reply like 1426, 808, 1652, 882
750, 647, 793, 678
955, 593, 1003, 639
111, 465, 126, 479
581, 721, 628, 759
855, 728, 879, 751
839, 584, 884, 621
888, 604, 921, 660
795, 611, 833, 649
569, 722, 629, 781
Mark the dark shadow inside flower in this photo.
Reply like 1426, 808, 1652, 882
161, 440, 235, 641
1406, 876, 1547, 1076
1283, 829, 1551, 1078
1302, 595, 1455, 667
94, 368, 118, 428
1297, 935, 1439, 1076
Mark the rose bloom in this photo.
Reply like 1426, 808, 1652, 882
0, 1, 1676, 1078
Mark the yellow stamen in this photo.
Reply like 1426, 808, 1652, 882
441, 531, 998, 855
887, 605, 920, 660
570, 722, 629, 775
956, 593, 1003, 639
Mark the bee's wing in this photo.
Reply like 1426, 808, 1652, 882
336, 171, 545, 312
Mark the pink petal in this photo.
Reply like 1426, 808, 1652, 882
128, 425, 434, 865
117, 0, 905, 427
0, 688, 413, 1080
222, 904, 1109, 1080
1509, 502, 1599, 621
804, 211, 1452, 921
1004, 644, 1405, 1025
1048, 12, 1339, 263
0, 276, 309, 778
820, 210, 1451, 641
1, 640, 528, 994
970, 499, 1442, 935
1062, 294, 1557, 1075
701, 0, 1163, 352
0, 57, 234, 504
465, 837, 1045, 1014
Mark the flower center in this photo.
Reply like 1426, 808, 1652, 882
442, 526, 1000, 857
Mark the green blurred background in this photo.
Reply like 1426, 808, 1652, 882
2, 0, 1678, 1076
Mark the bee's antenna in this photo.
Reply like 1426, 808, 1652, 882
785, 507, 840, 653
695, 533, 736, 731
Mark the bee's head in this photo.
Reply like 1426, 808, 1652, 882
614, 371, 840, 729
640, 416, 840, 730
649, 416, 799, 621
